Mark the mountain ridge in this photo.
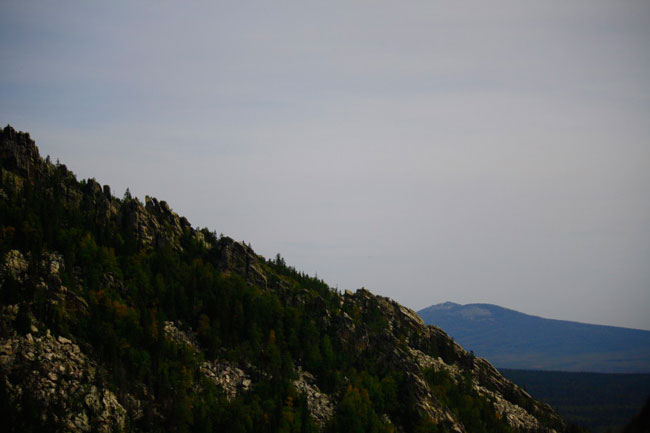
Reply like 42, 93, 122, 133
418, 302, 650, 373
0, 125, 571, 432
424, 302, 649, 332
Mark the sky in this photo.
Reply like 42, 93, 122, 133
1, 1, 649, 330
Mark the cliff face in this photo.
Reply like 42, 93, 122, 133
0, 125, 566, 433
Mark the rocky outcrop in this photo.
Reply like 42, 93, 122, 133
200, 360, 252, 401
122, 196, 185, 250
162, 320, 254, 401
0, 248, 116, 430
0, 330, 126, 432
340, 288, 564, 432
83, 178, 121, 224
0, 249, 29, 284
0, 125, 204, 256
215, 237, 268, 289
162, 320, 199, 352
1, 249, 88, 318
0, 125, 42, 180
335, 290, 463, 430
410, 347, 557, 432
162, 321, 333, 426
292, 367, 335, 429
471, 356, 562, 428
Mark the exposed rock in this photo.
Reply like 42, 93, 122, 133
83, 178, 121, 223
163, 320, 257, 402
193, 229, 212, 250
1, 249, 89, 317
200, 360, 252, 401
341, 288, 563, 432
0, 125, 42, 180
0, 331, 126, 432
118, 195, 196, 251
409, 346, 556, 432
163, 320, 199, 352
215, 236, 268, 289
1, 250, 29, 284
42, 251, 64, 276
470, 356, 563, 428
292, 367, 334, 429
478, 385, 543, 431
162, 320, 257, 402
102, 272, 126, 296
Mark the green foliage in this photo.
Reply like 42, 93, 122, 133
329, 385, 393, 433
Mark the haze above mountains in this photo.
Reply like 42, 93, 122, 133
418, 302, 650, 373
2, 2, 649, 332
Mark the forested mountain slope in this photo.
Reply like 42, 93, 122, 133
418, 302, 650, 373
0, 125, 571, 432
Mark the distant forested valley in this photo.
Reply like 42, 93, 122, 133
500, 369, 650, 433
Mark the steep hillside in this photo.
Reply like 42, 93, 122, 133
418, 302, 650, 373
0, 125, 570, 432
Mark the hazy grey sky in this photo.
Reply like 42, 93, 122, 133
2, 1, 649, 330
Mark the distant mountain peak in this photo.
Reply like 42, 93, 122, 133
418, 302, 650, 373
425, 301, 460, 310
458, 305, 493, 321
421, 302, 496, 322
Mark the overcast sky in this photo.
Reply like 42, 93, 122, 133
2, 1, 649, 330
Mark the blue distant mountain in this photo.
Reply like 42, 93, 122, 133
417, 302, 650, 373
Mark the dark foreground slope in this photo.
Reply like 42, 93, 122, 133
622, 396, 650, 433
418, 302, 650, 373
0, 126, 569, 432
500, 369, 650, 433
